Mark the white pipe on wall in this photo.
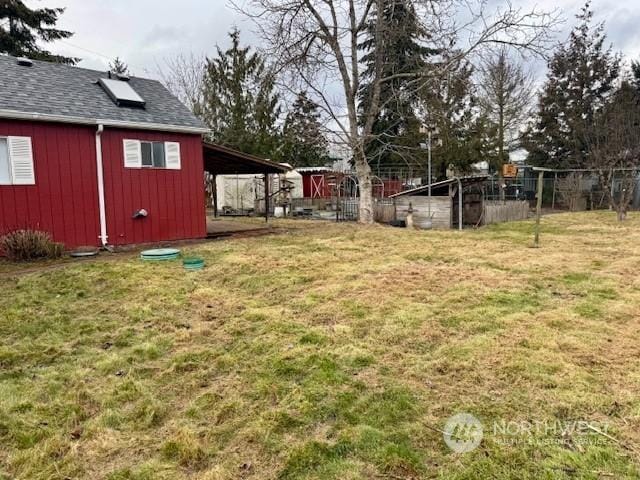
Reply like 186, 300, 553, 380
95, 124, 108, 246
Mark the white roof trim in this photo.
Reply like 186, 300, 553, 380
0, 109, 209, 134
295, 166, 335, 173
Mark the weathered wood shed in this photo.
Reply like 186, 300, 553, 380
389, 176, 487, 229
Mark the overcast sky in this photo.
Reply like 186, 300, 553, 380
30, 0, 640, 80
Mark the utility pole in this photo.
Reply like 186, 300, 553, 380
420, 125, 437, 229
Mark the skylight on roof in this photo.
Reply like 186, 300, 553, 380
98, 78, 145, 108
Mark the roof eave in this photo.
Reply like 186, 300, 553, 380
203, 141, 290, 174
389, 175, 489, 198
0, 109, 209, 135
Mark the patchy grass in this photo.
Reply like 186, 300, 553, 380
1, 212, 640, 479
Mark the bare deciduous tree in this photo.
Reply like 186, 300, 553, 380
157, 53, 206, 114
477, 47, 534, 169
556, 172, 587, 211
588, 81, 640, 221
235, 0, 558, 223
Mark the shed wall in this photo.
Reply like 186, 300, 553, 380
394, 196, 451, 229
101, 128, 206, 246
215, 174, 262, 211
0, 121, 213, 248
301, 173, 332, 198
0, 119, 100, 247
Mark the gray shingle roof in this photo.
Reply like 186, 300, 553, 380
0, 54, 207, 132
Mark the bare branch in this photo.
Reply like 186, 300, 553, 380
234, 0, 560, 223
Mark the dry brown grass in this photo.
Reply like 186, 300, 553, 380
1, 212, 640, 479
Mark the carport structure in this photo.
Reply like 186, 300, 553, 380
202, 142, 289, 223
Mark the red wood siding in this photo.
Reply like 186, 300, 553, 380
380, 179, 403, 197
302, 173, 332, 198
101, 128, 206, 246
0, 119, 100, 247
0, 120, 206, 249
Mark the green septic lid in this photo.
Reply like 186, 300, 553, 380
183, 257, 203, 264
183, 257, 205, 270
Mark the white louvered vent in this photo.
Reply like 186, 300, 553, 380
123, 139, 142, 168
8, 136, 35, 185
165, 142, 181, 170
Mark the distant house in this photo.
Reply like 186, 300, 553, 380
0, 54, 209, 248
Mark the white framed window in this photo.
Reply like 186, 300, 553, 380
0, 136, 35, 185
141, 141, 166, 168
123, 139, 181, 170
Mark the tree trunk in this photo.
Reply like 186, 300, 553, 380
354, 146, 374, 224
498, 100, 506, 204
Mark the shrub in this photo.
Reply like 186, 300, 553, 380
0, 229, 64, 261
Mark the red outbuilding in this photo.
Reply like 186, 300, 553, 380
0, 55, 209, 248
297, 167, 337, 198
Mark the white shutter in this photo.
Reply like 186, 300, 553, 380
123, 139, 142, 168
165, 142, 181, 170
8, 136, 35, 185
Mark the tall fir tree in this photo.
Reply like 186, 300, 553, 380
358, 0, 436, 175
525, 2, 619, 169
278, 92, 329, 168
0, 0, 77, 64
421, 52, 488, 177
201, 29, 281, 158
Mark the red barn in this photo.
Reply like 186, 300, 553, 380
0, 55, 209, 248
297, 167, 337, 198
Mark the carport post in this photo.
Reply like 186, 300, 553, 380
264, 173, 269, 223
213, 174, 218, 218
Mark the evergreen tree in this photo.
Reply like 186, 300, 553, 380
201, 29, 281, 158
278, 92, 329, 168
358, 0, 436, 175
525, 2, 619, 169
631, 61, 640, 92
421, 52, 487, 177
109, 57, 129, 75
0, 0, 77, 64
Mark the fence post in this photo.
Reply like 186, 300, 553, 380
534, 171, 544, 247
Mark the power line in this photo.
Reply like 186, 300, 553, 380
57, 40, 113, 61
57, 40, 153, 76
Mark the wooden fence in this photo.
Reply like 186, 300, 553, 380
483, 200, 530, 225
374, 199, 395, 223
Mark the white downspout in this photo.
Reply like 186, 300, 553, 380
95, 124, 108, 246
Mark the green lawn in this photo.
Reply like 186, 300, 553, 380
1, 212, 640, 479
